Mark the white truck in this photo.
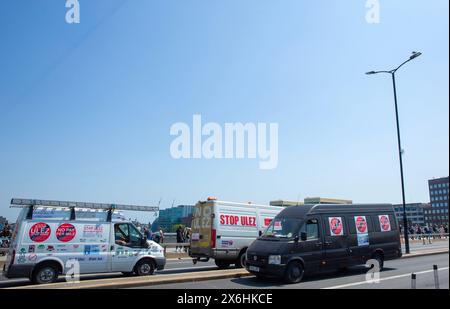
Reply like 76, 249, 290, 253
189, 198, 285, 269
3, 198, 165, 284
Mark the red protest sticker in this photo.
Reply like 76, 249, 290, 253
329, 217, 344, 236
29, 222, 51, 242
354, 216, 368, 234
264, 218, 273, 227
379, 215, 391, 232
56, 223, 77, 242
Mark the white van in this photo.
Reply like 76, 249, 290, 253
189, 199, 284, 269
3, 199, 165, 284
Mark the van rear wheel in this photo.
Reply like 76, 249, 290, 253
284, 261, 304, 284
32, 264, 58, 284
235, 252, 246, 268
371, 253, 384, 271
215, 260, 231, 269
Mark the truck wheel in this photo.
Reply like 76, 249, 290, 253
284, 261, 304, 284
235, 252, 247, 268
32, 264, 59, 284
135, 259, 155, 276
215, 260, 231, 269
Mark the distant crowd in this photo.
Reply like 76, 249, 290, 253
1, 222, 12, 248
141, 226, 192, 251
400, 224, 448, 240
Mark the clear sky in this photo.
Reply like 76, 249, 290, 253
0, 0, 448, 223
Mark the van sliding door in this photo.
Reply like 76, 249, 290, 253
322, 216, 350, 269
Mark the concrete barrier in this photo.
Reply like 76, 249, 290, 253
9, 268, 252, 289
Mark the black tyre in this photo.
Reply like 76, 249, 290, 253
32, 264, 59, 284
284, 261, 304, 284
215, 259, 231, 269
135, 259, 155, 276
371, 253, 384, 271
235, 252, 247, 268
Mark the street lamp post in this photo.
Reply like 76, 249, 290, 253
366, 51, 422, 255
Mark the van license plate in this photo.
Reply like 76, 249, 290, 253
248, 266, 259, 272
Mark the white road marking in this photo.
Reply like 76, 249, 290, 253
323, 266, 449, 289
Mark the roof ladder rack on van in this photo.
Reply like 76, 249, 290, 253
10, 198, 159, 222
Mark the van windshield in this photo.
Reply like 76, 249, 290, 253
262, 218, 303, 239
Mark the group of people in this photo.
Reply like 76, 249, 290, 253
176, 225, 191, 252
143, 227, 165, 244
400, 224, 448, 240
0, 223, 12, 249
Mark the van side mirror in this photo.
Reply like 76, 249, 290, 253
300, 232, 307, 241
294, 235, 299, 243
258, 231, 263, 237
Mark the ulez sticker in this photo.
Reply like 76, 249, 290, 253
328, 217, 344, 236
29, 222, 51, 242
56, 223, 77, 242
379, 215, 391, 232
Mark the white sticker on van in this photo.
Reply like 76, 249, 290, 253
328, 217, 344, 236
378, 215, 391, 232
219, 214, 257, 227
354, 216, 368, 234
354, 216, 369, 246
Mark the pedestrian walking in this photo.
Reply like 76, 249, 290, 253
176, 226, 184, 252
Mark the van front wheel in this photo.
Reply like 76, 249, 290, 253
284, 261, 304, 284
135, 260, 155, 276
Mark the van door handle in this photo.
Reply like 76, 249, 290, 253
324, 241, 332, 246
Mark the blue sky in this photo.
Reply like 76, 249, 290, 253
0, 0, 448, 223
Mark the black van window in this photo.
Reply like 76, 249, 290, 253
389, 215, 397, 230
370, 216, 380, 232
306, 219, 319, 240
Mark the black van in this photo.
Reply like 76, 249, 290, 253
245, 204, 402, 283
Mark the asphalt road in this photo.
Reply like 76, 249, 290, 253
133, 253, 449, 289
0, 241, 447, 288
0, 258, 217, 288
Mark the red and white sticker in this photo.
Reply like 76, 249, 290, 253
378, 215, 391, 232
354, 216, 368, 234
29, 222, 51, 242
219, 214, 256, 227
56, 223, 77, 242
273, 220, 282, 231
263, 218, 273, 227
328, 217, 344, 236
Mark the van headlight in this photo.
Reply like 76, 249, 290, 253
268, 255, 281, 265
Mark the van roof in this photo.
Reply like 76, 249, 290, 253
277, 203, 394, 219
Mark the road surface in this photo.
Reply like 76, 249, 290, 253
132, 253, 449, 289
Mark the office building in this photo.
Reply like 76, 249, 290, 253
424, 177, 449, 227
